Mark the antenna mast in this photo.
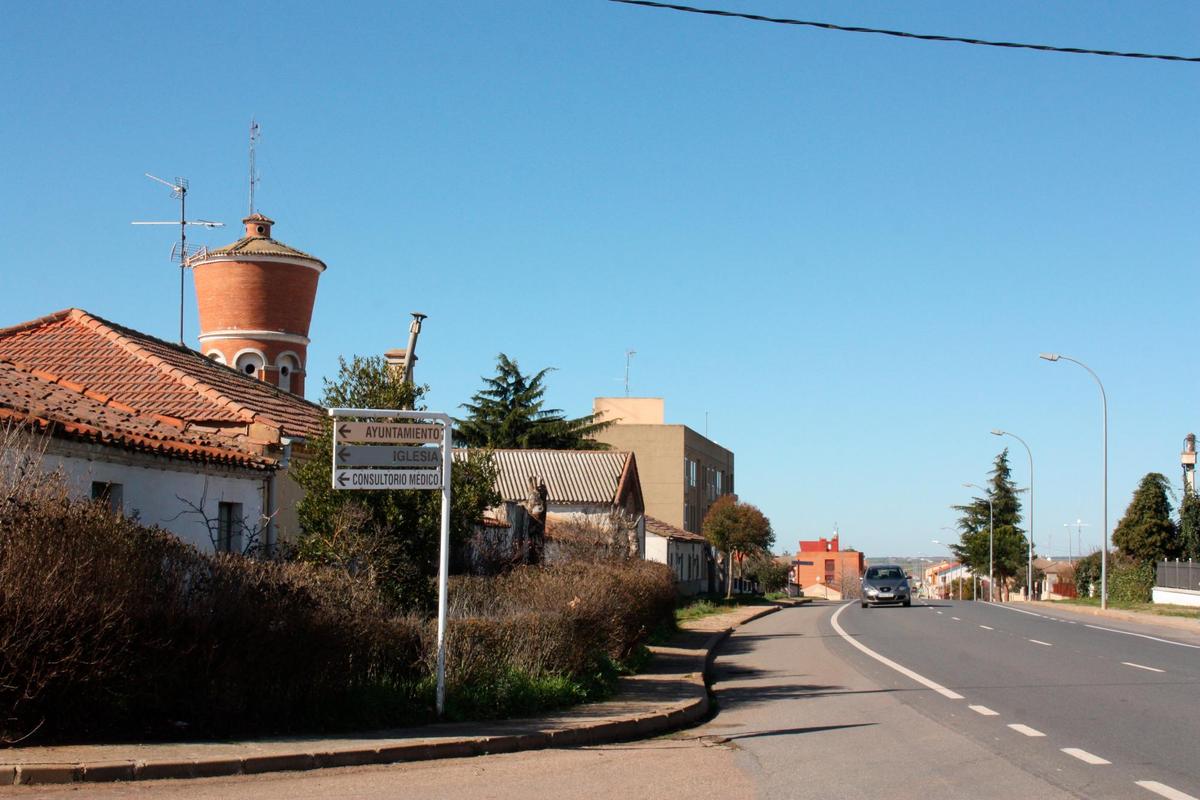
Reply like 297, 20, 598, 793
248, 118, 261, 216
132, 174, 224, 345
624, 349, 636, 396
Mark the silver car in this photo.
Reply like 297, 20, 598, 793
861, 565, 911, 608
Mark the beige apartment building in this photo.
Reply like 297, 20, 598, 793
592, 398, 734, 534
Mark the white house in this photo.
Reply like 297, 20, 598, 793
0, 358, 276, 553
644, 516, 708, 595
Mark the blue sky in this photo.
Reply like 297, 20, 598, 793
3, 1, 1198, 558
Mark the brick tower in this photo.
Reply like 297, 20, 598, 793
191, 214, 325, 397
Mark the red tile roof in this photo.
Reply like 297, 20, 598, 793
0, 359, 272, 469
0, 309, 324, 441
645, 515, 707, 543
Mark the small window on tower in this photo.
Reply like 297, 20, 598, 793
206, 351, 226, 365
234, 352, 264, 378
276, 354, 300, 393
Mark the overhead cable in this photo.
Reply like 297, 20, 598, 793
609, 0, 1200, 64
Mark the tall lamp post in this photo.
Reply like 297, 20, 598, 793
1041, 353, 1108, 610
963, 483, 994, 602
992, 430, 1033, 601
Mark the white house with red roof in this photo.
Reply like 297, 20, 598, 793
0, 358, 275, 552
0, 308, 325, 552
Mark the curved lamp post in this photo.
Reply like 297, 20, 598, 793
992, 430, 1033, 601
963, 483, 994, 601
1040, 353, 1108, 610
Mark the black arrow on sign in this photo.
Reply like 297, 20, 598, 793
337, 424, 352, 439
337, 448, 352, 462
336, 472, 349, 487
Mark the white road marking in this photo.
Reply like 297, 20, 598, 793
1122, 661, 1166, 673
1062, 748, 1110, 765
951, 616, 961, 621
979, 625, 994, 630
1029, 639, 1053, 646
1085, 624, 1200, 651
969, 704, 998, 716
1008, 723, 1045, 737
991, 604, 1047, 619
830, 603, 964, 700
1136, 780, 1200, 800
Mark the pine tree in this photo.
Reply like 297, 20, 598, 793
1113, 473, 1179, 563
950, 449, 1029, 596
455, 354, 612, 449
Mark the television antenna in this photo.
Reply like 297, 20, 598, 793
132, 173, 224, 345
624, 349, 636, 396
248, 118, 261, 216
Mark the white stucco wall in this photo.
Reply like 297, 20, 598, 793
31, 444, 267, 553
1152, 586, 1200, 608
645, 532, 669, 564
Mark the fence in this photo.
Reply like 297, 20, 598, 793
1156, 560, 1200, 591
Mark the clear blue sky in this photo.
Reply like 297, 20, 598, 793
3, 1, 1198, 559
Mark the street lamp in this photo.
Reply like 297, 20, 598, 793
964, 482, 994, 602
1041, 353, 1108, 610
992, 430, 1033, 601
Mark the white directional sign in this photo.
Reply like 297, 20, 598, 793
334, 468, 443, 490
335, 444, 441, 467
335, 421, 443, 444
329, 406, 454, 719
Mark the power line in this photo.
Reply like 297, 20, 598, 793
609, 0, 1200, 64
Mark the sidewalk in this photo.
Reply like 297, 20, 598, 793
0, 602, 794, 787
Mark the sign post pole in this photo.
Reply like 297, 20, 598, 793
436, 418, 452, 717
328, 407, 453, 717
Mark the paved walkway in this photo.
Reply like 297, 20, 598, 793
1, 601, 795, 786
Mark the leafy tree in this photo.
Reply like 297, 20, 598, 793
1112, 472, 1179, 563
292, 355, 499, 610
1177, 485, 1200, 561
702, 496, 774, 598
950, 449, 1029, 599
455, 354, 612, 449
744, 552, 789, 594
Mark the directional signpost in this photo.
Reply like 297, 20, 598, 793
329, 408, 453, 716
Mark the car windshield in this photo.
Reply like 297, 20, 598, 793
865, 567, 904, 580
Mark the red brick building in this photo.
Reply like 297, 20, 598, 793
791, 534, 864, 599
191, 214, 325, 397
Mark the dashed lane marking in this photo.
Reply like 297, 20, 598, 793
979, 625, 994, 630
1136, 780, 1200, 800
969, 705, 998, 716
1062, 748, 1110, 765
951, 616, 961, 621
1008, 724, 1045, 737
1029, 639, 1053, 646
830, 603, 965, 700
1122, 661, 1166, 673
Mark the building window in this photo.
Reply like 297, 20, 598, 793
206, 351, 226, 365
91, 481, 123, 513
234, 351, 264, 378
276, 354, 300, 393
824, 558, 836, 586
217, 501, 243, 553
687, 459, 697, 487
716, 470, 723, 495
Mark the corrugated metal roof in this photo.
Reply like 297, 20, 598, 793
454, 448, 631, 505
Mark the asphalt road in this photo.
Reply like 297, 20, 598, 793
9, 601, 1199, 799
826, 599, 1200, 800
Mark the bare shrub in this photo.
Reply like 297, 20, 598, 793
0, 463, 423, 744
546, 511, 640, 564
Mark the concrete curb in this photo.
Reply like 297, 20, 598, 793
1, 604, 783, 786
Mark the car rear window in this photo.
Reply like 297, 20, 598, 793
866, 567, 904, 580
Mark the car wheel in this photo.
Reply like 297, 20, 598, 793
861, 601, 868, 608
903, 599, 911, 607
